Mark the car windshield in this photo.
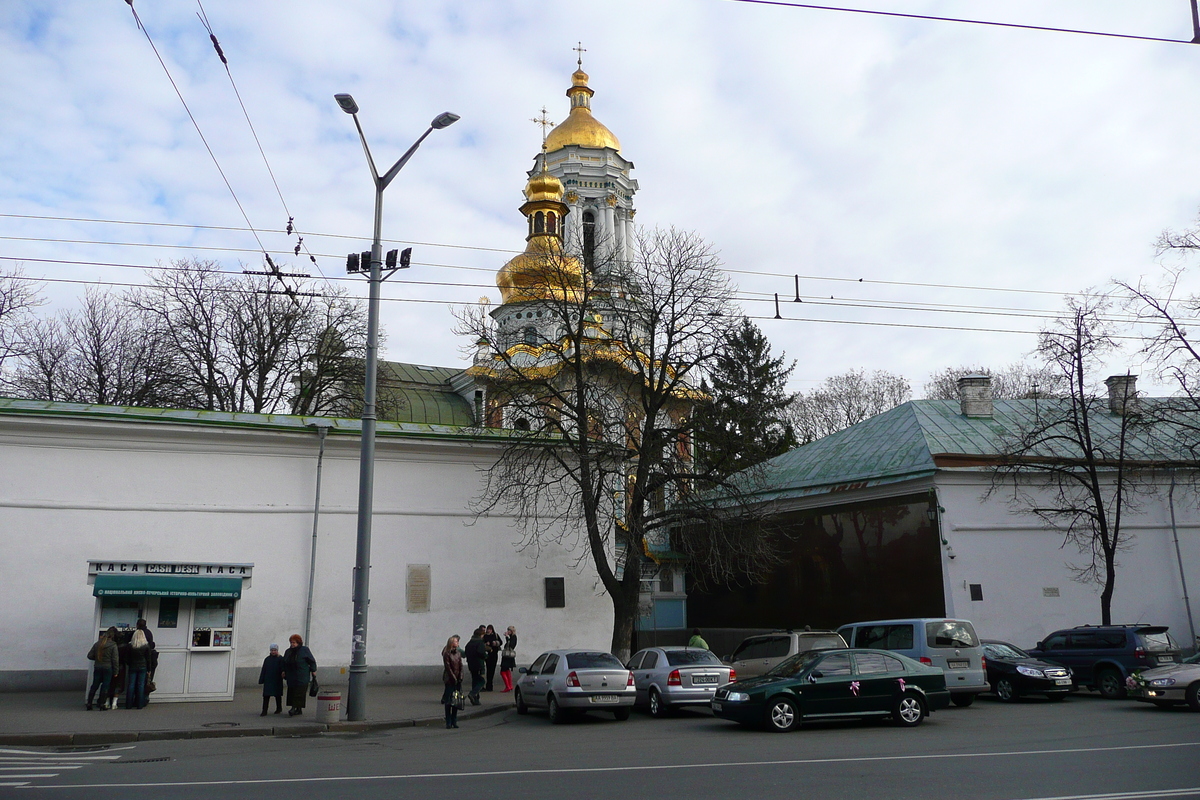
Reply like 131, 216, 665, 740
565, 652, 625, 669
665, 650, 721, 667
982, 642, 1026, 660
765, 650, 825, 678
926, 620, 979, 648
798, 635, 846, 651
1137, 630, 1177, 652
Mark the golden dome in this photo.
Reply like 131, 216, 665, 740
544, 69, 621, 152
524, 170, 564, 203
496, 235, 584, 304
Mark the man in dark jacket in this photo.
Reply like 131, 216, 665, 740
463, 627, 487, 705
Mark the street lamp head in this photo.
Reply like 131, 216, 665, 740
335, 93, 359, 115
431, 112, 460, 130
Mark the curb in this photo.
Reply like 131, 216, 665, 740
0, 702, 512, 747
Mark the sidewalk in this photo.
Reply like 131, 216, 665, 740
0, 684, 514, 746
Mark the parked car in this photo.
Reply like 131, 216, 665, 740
711, 648, 951, 732
627, 646, 735, 717
515, 649, 635, 723
1127, 653, 1200, 711
980, 640, 1073, 702
1026, 625, 1182, 699
836, 618, 988, 706
725, 629, 847, 679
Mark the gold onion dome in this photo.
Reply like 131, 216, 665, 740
544, 69, 621, 152
524, 169, 564, 203
496, 236, 583, 304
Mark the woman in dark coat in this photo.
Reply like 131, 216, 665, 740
463, 627, 487, 705
258, 643, 286, 716
86, 627, 120, 710
499, 625, 518, 693
124, 629, 152, 710
283, 633, 317, 716
441, 635, 463, 729
482, 625, 502, 691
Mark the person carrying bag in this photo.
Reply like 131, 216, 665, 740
441, 635, 464, 729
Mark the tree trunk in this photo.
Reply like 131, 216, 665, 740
609, 589, 639, 663
1100, 557, 1116, 626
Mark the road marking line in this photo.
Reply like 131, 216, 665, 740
1013, 791, 1200, 800
0, 757, 117, 762
0, 748, 133, 756
0, 783, 32, 787
0, 775, 58, 779
0, 766, 82, 771
19, 740, 1200, 790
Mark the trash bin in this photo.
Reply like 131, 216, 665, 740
316, 690, 342, 724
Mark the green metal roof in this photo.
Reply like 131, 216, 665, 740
377, 361, 475, 426
0, 396, 508, 442
746, 398, 1197, 503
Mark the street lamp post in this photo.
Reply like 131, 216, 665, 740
335, 93, 459, 721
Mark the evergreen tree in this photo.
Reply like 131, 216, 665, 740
697, 317, 798, 477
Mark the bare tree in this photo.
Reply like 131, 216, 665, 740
990, 297, 1149, 625
0, 265, 43, 377
923, 362, 1054, 401
789, 369, 911, 444
457, 227, 780, 659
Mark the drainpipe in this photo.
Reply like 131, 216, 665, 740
305, 419, 334, 644
1168, 471, 1197, 651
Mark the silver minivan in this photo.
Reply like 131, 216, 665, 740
837, 618, 988, 707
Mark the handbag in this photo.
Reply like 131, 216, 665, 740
146, 681, 157, 694
452, 688, 466, 710
502, 647, 516, 659
308, 675, 320, 697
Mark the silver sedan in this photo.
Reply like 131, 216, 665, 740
627, 646, 735, 717
515, 649, 635, 723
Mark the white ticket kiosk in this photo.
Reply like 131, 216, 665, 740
89, 561, 252, 702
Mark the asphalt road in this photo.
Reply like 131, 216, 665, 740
5, 693, 1199, 800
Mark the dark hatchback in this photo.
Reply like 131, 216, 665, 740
980, 640, 1074, 702
711, 648, 951, 732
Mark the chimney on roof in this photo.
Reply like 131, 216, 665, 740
958, 374, 993, 418
1105, 374, 1137, 416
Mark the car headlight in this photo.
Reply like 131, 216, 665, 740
1016, 665, 1045, 678
724, 692, 750, 702
1148, 678, 1176, 687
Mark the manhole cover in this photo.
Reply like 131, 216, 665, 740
201, 722, 240, 728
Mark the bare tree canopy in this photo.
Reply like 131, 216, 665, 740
923, 362, 1054, 401
990, 297, 1148, 625
789, 368, 911, 444
458, 227, 781, 659
5, 258, 371, 415
0, 266, 42, 375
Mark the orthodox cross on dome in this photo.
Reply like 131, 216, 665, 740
530, 106, 555, 169
573, 41, 587, 68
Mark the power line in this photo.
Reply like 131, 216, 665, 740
725, 0, 1198, 45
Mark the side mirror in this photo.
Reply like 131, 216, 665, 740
811, 670, 824, 679
1035, 642, 1044, 651
722, 655, 731, 664
518, 667, 528, 674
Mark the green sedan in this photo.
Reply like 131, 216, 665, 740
711, 648, 951, 731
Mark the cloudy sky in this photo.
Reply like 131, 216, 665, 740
3, 1, 1200, 396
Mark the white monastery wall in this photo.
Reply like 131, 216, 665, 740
0, 413, 613, 690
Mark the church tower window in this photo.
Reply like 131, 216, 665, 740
534, 211, 545, 234
582, 210, 596, 272
547, 212, 557, 235
523, 326, 538, 345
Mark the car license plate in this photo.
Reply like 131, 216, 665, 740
711, 701, 722, 711
590, 694, 620, 704
947, 660, 969, 669
1157, 656, 1175, 664
693, 675, 718, 684
1054, 678, 1071, 685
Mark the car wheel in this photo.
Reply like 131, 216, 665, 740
894, 693, 926, 727
515, 688, 528, 715
765, 696, 800, 732
649, 688, 669, 719
613, 707, 631, 721
951, 693, 975, 708
995, 678, 1019, 703
1096, 668, 1126, 700
1186, 682, 1200, 712
547, 694, 567, 724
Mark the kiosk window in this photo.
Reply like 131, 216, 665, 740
99, 599, 140, 630
193, 599, 234, 628
157, 597, 180, 629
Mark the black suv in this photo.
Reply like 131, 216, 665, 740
1027, 625, 1182, 699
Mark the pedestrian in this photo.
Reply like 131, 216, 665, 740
463, 626, 487, 705
441, 635, 463, 729
258, 643, 285, 716
499, 625, 518, 692
135, 618, 155, 649
283, 634, 317, 716
85, 627, 119, 711
137, 618, 158, 691
124, 628, 152, 710
688, 628, 709, 650
106, 630, 130, 709
483, 624, 503, 691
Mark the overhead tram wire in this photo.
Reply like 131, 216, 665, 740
0, 216, 1133, 304
725, 0, 1200, 46
120, 0, 300, 301
194, 0, 329, 283
1, 251, 1151, 326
